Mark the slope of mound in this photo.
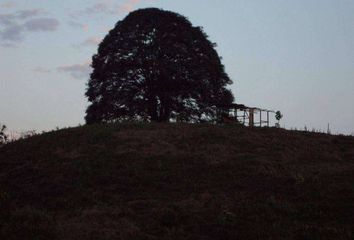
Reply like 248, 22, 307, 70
0, 123, 353, 239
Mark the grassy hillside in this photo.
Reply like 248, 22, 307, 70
0, 123, 353, 240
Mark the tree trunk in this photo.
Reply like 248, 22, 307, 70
159, 97, 171, 122
148, 96, 159, 122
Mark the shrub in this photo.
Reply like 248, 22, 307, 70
0, 124, 8, 145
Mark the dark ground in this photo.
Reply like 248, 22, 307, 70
0, 123, 353, 239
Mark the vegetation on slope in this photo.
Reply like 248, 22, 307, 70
0, 123, 353, 239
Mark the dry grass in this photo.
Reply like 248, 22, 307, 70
0, 123, 353, 239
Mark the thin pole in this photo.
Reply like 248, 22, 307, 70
249, 109, 254, 127
267, 111, 269, 127
260, 110, 262, 127
243, 110, 246, 125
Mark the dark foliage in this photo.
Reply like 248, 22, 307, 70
0, 124, 7, 144
85, 8, 234, 123
275, 111, 283, 121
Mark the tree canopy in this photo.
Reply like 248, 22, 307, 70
85, 8, 234, 123
275, 111, 283, 122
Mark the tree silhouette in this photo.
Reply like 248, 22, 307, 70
0, 124, 7, 144
85, 8, 234, 123
275, 111, 283, 128
275, 111, 283, 122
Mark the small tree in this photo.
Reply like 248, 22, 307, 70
0, 124, 8, 145
275, 111, 283, 128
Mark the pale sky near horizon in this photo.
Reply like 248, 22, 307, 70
0, 0, 353, 134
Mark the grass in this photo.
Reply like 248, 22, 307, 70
0, 122, 353, 239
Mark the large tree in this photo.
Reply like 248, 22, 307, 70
85, 8, 234, 123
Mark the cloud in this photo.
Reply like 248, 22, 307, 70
33, 67, 51, 73
0, 24, 23, 41
81, 0, 115, 15
83, 0, 154, 16
117, 0, 156, 14
68, 21, 89, 32
0, 1, 17, 8
118, 0, 141, 14
57, 62, 91, 80
82, 36, 102, 46
0, 9, 59, 46
85, 2, 112, 15
24, 18, 59, 31
0, 9, 44, 25
0, 42, 16, 48
72, 36, 102, 49
17, 9, 45, 19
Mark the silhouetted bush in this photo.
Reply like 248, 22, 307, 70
275, 111, 283, 128
0, 124, 8, 145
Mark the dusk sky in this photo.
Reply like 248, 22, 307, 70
1, 0, 353, 134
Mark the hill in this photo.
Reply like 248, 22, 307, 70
0, 123, 353, 239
